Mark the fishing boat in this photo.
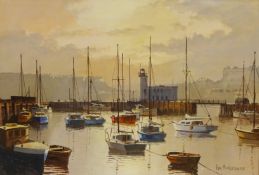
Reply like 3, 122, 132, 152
65, 58, 85, 129
32, 63, 49, 125
0, 123, 49, 175
45, 145, 72, 166
111, 111, 137, 125
173, 38, 218, 133
166, 152, 200, 169
137, 37, 166, 142
84, 113, 105, 125
66, 113, 85, 129
235, 52, 259, 140
82, 47, 105, 126
174, 117, 218, 133
17, 109, 32, 124
105, 44, 146, 154
32, 111, 48, 124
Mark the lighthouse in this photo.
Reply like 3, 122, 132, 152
139, 68, 148, 101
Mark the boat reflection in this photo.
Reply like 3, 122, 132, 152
44, 163, 69, 175
168, 164, 198, 175
238, 138, 259, 147
30, 122, 48, 130
175, 131, 217, 138
108, 149, 145, 156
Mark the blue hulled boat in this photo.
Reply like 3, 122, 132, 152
138, 122, 166, 142
32, 111, 48, 124
83, 113, 105, 126
137, 37, 166, 142
65, 113, 85, 129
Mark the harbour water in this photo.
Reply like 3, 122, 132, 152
28, 105, 259, 175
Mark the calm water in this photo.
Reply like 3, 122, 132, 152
29, 105, 259, 175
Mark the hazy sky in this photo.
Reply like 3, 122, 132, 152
0, 0, 258, 86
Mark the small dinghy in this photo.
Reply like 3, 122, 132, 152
46, 145, 72, 167
166, 152, 200, 169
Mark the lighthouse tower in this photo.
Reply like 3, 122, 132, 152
139, 68, 148, 101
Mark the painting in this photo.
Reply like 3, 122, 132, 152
0, 0, 258, 174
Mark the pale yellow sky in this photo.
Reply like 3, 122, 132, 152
0, 0, 258, 86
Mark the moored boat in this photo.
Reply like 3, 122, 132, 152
173, 116, 218, 133
32, 111, 49, 124
172, 38, 218, 134
111, 112, 137, 125
166, 152, 201, 168
84, 113, 105, 125
0, 123, 49, 175
65, 113, 85, 129
137, 37, 166, 142
106, 44, 146, 155
235, 52, 259, 140
45, 145, 72, 166
17, 109, 32, 124
83, 47, 106, 126
105, 130, 147, 154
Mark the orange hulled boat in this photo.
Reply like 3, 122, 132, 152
166, 152, 200, 169
111, 112, 137, 125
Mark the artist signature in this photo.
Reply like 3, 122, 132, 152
216, 164, 245, 171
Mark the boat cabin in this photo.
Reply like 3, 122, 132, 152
180, 120, 204, 126
141, 125, 160, 133
34, 112, 47, 116
0, 123, 29, 149
69, 114, 83, 119
113, 134, 133, 142
20, 111, 31, 116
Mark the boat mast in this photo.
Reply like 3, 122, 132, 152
253, 52, 256, 129
242, 61, 245, 112
39, 66, 42, 106
148, 36, 152, 121
129, 58, 131, 101
72, 57, 76, 112
185, 37, 188, 114
87, 46, 90, 114
20, 54, 24, 96
35, 60, 39, 105
121, 53, 124, 110
117, 44, 120, 133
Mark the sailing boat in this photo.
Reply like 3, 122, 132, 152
173, 38, 218, 133
233, 62, 259, 119
111, 53, 137, 125
137, 37, 166, 142
105, 44, 146, 154
235, 52, 259, 140
17, 54, 32, 124
32, 64, 49, 125
65, 57, 85, 128
83, 47, 105, 126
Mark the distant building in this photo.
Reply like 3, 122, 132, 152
139, 68, 178, 101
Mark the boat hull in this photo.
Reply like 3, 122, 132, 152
85, 118, 105, 126
167, 152, 200, 168
235, 128, 259, 140
173, 123, 218, 133
66, 119, 85, 129
107, 141, 146, 154
46, 145, 72, 167
111, 115, 136, 124
18, 114, 32, 124
138, 131, 166, 142
0, 147, 45, 175
32, 116, 48, 124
